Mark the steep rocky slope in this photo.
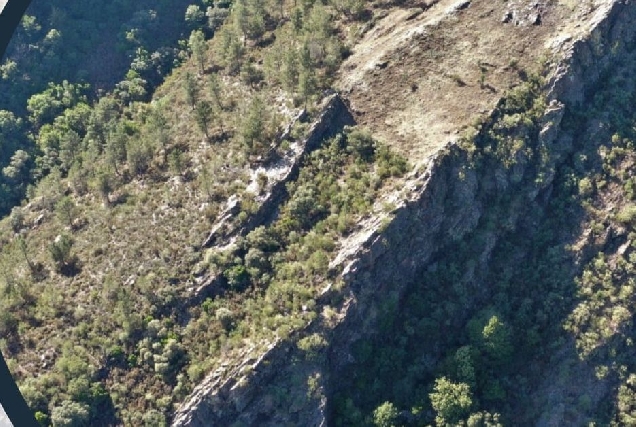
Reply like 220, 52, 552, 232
4, 0, 636, 425
172, 0, 636, 425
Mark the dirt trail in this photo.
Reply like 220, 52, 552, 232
336, 0, 606, 164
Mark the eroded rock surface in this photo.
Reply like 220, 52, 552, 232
173, 1, 636, 425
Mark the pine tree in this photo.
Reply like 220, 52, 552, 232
195, 100, 213, 140
184, 71, 199, 108
189, 30, 208, 74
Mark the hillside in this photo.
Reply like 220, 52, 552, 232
0, 0, 194, 216
2, 0, 636, 426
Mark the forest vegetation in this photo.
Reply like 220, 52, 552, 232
1, 0, 636, 426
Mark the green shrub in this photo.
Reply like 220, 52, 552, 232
578, 177, 594, 197
48, 234, 78, 275
215, 307, 235, 331
372, 401, 399, 427
617, 204, 636, 225
35, 411, 49, 426
142, 409, 167, 427
50, 400, 90, 427
297, 333, 328, 361
429, 377, 473, 425
224, 264, 250, 290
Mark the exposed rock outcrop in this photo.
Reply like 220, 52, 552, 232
191, 94, 354, 304
172, 1, 636, 425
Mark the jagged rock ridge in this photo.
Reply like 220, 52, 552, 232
173, 1, 636, 425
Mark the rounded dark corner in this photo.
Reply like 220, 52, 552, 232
1, 1, 40, 425
0, 0, 33, 60
1, 351, 38, 426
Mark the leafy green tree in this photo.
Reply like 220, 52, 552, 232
373, 401, 399, 427
142, 410, 167, 427
58, 130, 82, 172
184, 71, 199, 108
2, 150, 32, 184
105, 126, 128, 176
481, 315, 513, 363
224, 264, 250, 290
185, 4, 206, 30
93, 167, 115, 206
127, 137, 153, 176
50, 400, 90, 427
245, 0, 266, 42
207, 73, 223, 110
297, 333, 328, 361
20, 15, 42, 38
49, 234, 77, 275
429, 377, 473, 425
232, 0, 250, 44
16, 235, 35, 273
0, 110, 23, 163
217, 25, 244, 74
215, 307, 235, 331
617, 375, 636, 425
206, 7, 230, 32
114, 76, 148, 104
195, 100, 214, 140
282, 47, 299, 92
146, 103, 171, 164
189, 30, 208, 74
9, 206, 24, 233
168, 149, 186, 176
468, 310, 513, 366
466, 411, 503, 427
68, 162, 90, 196
297, 67, 316, 107
27, 81, 88, 127
55, 196, 76, 228
346, 128, 377, 162
85, 97, 121, 151
240, 96, 266, 153
240, 61, 264, 87
454, 346, 476, 386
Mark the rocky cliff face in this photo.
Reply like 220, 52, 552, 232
190, 94, 355, 306
172, 1, 636, 425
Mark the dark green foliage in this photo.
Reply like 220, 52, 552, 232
92, 166, 116, 205
330, 73, 566, 425
373, 401, 400, 427
55, 196, 76, 227
346, 128, 376, 162
0, 0, 192, 217
430, 377, 473, 425
297, 333, 328, 361
195, 100, 214, 140
185, 5, 206, 31
50, 400, 90, 427
189, 30, 208, 74
467, 310, 513, 367
224, 264, 251, 290
240, 96, 267, 154
48, 234, 78, 275
27, 81, 89, 127
329, 47, 636, 426
184, 72, 199, 108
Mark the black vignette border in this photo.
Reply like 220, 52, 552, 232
0, 2, 40, 427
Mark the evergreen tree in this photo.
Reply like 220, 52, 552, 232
189, 30, 208, 74
195, 100, 214, 140
184, 71, 199, 108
